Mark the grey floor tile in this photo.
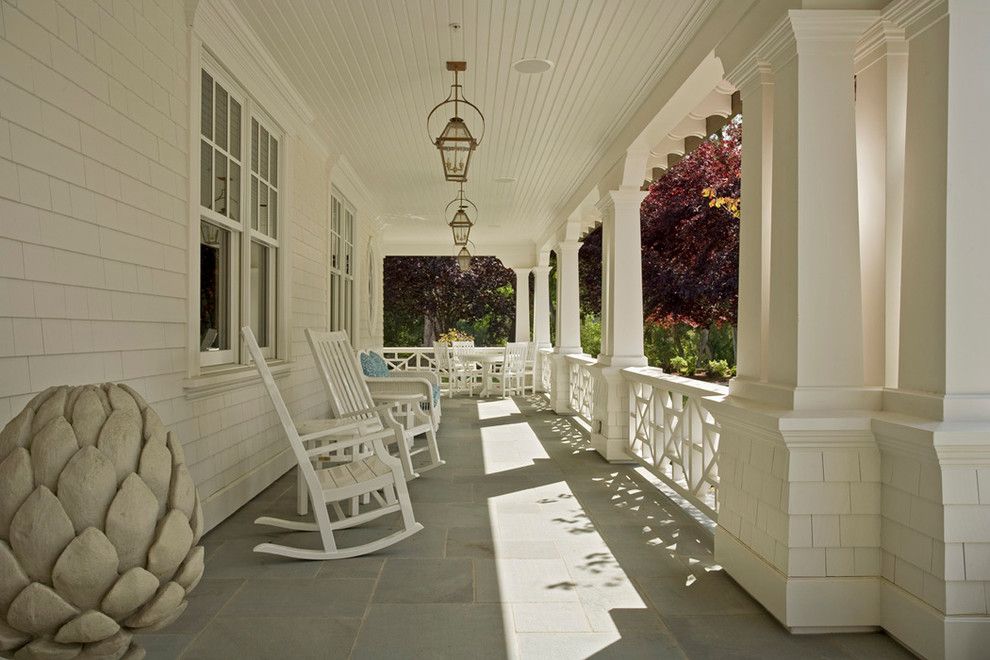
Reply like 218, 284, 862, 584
373, 557, 474, 603
131, 633, 195, 660
181, 616, 361, 660
515, 629, 686, 659
317, 555, 385, 579
446, 525, 497, 558
204, 537, 324, 579
218, 578, 374, 618
663, 613, 849, 659
164, 578, 244, 635
351, 603, 510, 659
636, 572, 763, 616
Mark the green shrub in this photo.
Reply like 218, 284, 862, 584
707, 359, 733, 380
437, 328, 474, 345
580, 314, 601, 357
669, 355, 691, 375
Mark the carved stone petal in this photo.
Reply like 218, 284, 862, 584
105, 475, 158, 572
31, 418, 80, 492
69, 389, 108, 448
55, 610, 120, 644
96, 411, 142, 485
119, 385, 148, 412
0, 407, 34, 464
57, 447, 117, 534
190, 496, 204, 545
0, 539, 31, 612
13, 638, 82, 659
137, 599, 186, 633
137, 438, 170, 517
0, 618, 31, 652
80, 629, 131, 660
99, 568, 158, 621
167, 462, 195, 520
165, 432, 185, 467
119, 643, 144, 660
32, 387, 68, 435
6, 582, 80, 635
122, 582, 183, 629
146, 511, 193, 582
52, 529, 119, 611
140, 408, 164, 444
10, 487, 76, 584
0, 448, 34, 538
105, 386, 139, 419
173, 546, 204, 592
79, 629, 131, 660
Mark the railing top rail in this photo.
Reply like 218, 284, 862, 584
622, 366, 729, 397
382, 347, 434, 352
564, 353, 597, 366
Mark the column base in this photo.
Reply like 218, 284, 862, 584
716, 526, 990, 659
589, 360, 641, 463
728, 376, 883, 411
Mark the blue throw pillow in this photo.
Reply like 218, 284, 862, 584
360, 351, 390, 377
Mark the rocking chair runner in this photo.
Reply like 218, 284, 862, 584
242, 327, 422, 560
307, 329, 444, 482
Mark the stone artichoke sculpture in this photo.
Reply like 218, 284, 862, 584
0, 384, 204, 660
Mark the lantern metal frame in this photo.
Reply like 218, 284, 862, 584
445, 184, 477, 247
428, 61, 486, 183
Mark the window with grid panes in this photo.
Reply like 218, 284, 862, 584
198, 57, 280, 366
329, 192, 355, 338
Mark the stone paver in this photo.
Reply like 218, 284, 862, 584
136, 395, 911, 659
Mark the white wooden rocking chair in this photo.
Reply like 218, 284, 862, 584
307, 329, 444, 481
243, 327, 422, 560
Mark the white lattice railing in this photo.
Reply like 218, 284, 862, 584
380, 347, 437, 371
624, 367, 727, 520
566, 354, 596, 423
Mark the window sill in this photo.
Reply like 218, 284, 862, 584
183, 360, 292, 400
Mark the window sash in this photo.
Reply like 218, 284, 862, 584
197, 57, 283, 368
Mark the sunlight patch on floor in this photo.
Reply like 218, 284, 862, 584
476, 397, 521, 420
486, 480, 650, 656
479, 421, 549, 475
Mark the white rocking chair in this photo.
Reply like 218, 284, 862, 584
307, 329, 444, 481
489, 342, 529, 397
242, 327, 423, 560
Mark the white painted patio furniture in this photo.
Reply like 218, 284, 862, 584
523, 341, 539, 394
449, 340, 484, 396
359, 348, 442, 431
488, 342, 529, 397
307, 329, 444, 480
243, 327, 423, 560
432, 341, 456, 395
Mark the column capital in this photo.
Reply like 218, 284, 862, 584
596, 188, 648, 216
788, 9, 880, 46
511, 267, 533, 279
555, 239, 583, 254
531, 265, 551, 276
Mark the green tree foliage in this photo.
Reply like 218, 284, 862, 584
383, 256, 515, 346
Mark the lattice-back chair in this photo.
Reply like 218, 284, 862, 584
449, 340, 482, 396
523, 341, 539, 394
307, 329, 443, 480
432, 341, 455, 396
359, 349, 441, 431
491, 341, 529, 397
242, 327, 422, 559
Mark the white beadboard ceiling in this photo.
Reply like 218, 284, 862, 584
234, 0, 717, 251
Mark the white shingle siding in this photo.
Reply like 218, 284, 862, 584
0, 0, 379, 531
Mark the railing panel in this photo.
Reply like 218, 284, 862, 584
538, 348, 553, 393
565, 354, 596, 423
623, 367, 726, 520
380, 347, 437, 371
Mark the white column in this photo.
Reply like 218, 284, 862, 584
532, 265, 551, 346
554, 241, 582, 352
590, 188, 647, 462
597, 189, 648, 366
550, 240, 582, 413
512, 268, 531, 342
730, 63, 773, 385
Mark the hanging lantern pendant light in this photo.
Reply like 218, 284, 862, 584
428, 61, 485, 183
457, 247, 472, 272
446, 184, 476, 247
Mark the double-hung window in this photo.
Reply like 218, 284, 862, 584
198, 58, 280, 367
329, 192, 355, 337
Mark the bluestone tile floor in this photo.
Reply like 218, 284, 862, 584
135, 395, 912, 659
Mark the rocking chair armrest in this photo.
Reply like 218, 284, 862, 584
381, 371, 440, 387
304, 427, 395, 457
296, 418, 368, 443
338, 402, 399, 419
370, 392, 427, 404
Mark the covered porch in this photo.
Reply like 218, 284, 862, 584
135, 395, 907, 658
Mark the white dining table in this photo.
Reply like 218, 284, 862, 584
454, 347, 504, 396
